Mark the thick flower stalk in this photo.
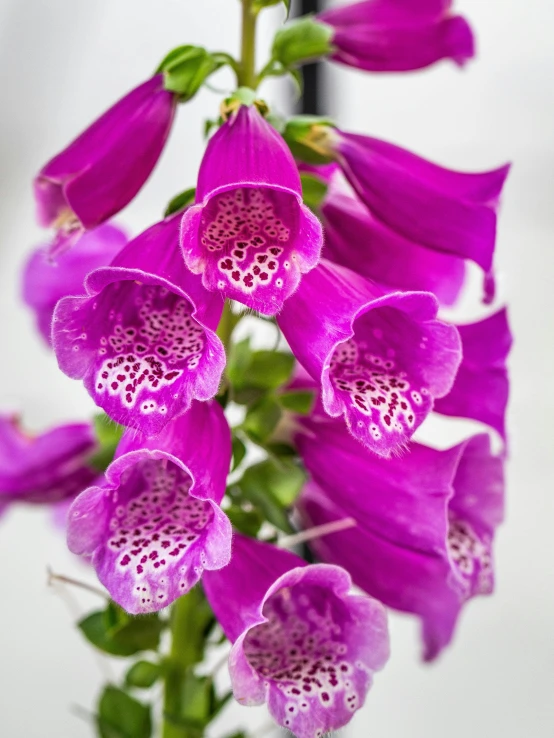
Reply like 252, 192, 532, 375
278, 259, 461, 456
34, 75, 176, 253
296, 419, 504, 660
180, 103, 322, 315
203, 534, 389, 738
67, 400, 232, 613
52, 213, 225, 436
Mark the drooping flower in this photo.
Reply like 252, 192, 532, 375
34, 75, 176, 253
0, 415, 97, 514
67, 400, 232, 613
22, 223, 128, 345
203, 534, 389, 738
52, 213, 225, 436
277, 259, 461, 457
180, 104, 322, 315
319, 128, 509, 303
435, 308, 512, 442
318, 0, 475, 73
296, 419, 504, 660
322, 171, 466, 305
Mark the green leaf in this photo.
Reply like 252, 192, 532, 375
278, 389, 315, 415
231, 434, 247, 471
97, 686, 152, 738
89, 414, 124, 472
78, 603, 163, 657
228, 344, 295, 395
164, 187, 196, 217
272, 17, 333, 68
300, 173, 328, 212
157, 45, 219, 101
125, 661, 161, 689
225, 504, 264, 537
243, 396, 282, 444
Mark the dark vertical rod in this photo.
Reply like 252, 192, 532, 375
296, 0, 323, 115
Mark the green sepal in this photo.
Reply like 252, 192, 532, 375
78, 602, 164, 657
157, 45, 219, 101
283, 115, 336, 165
243, 396, 282, 444
278, 389, 315, 415
300, 173, 328, 213
231, 434, 247, 471
272, 16, 333, 68
225, 504, 264, 537
89, 413, 124, 472
164, 187, 196, 217
253, 0, 290, 15
125, 661, 161, 690
97, 685, 152, 738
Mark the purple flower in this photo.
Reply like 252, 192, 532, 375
22, 223, 128, 345
277, 259, 461, 457
329, 130, 510, 303
322, 172, 466, 305
180, 105, 322, 315
34, 75, 176, 252
435, 308, 512, 441
203, 534, 389, 738
296, 419, 504, 660
0, 416, 97, 512
318, 0, 475, 73
52, 214, 225, 437
67, 400, 232, 613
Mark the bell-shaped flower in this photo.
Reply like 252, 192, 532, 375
435, 308, 512, 442
52, 213, 225, 437
296, 419, 504, 660
22, 223, 128, 345
322, 172, 466, 305
277, 259, 461, 457
203, 534, 389, 738
0, 415, 97, 514
67, 400, 232, 614
318, 0, 475, 73
34, 75, 176, 253
327, 130, 510, 303
180, 104, 322, 315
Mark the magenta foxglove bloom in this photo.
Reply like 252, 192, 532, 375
34, 75, 176, 252
322, 172, 466, 305
277, 259, 461, 457
203, 534, 389, 738
67, 400, 232, 613
435, 308, 512, 441
52, 214, 225, 436
329, 131, 510, 302
318, 0, 474, 73
180, 105, 322, 315
296, 419, 504, 660
22, 223, 127, 345
0, 416, 97, 513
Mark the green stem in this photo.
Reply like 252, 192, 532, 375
238, 0, 258, 88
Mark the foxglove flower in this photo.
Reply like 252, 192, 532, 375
296, 419, 504, 660
34, 75, 176, 253
53, 213, 225, 436
277, 259, 461, 457
318, 0, 475, 73
203, 534, 389, 738
322, 172, 466, 305
435, 308, 512, 441
0, 416, 97, 513
22, 223, 127, 345
327, 130, 510, 302
67, 400, 232, 613
180, 104, 322, 315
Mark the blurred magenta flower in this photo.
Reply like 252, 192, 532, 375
180, 104, 322, 315
34, 75, 176, 254
297, 420, 504, 661
318, 0, 475, 73
22, 223, 128, 345
203, 534, 389, 738
52, 213, 225, 437
67, 400, 232, 614
278, 259, 462, 457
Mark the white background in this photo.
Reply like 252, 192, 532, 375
0, 1, 552, 736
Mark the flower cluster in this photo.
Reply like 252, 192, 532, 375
2, 2, 512, 737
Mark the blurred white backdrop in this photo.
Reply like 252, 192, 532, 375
0, 1, 553, 736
